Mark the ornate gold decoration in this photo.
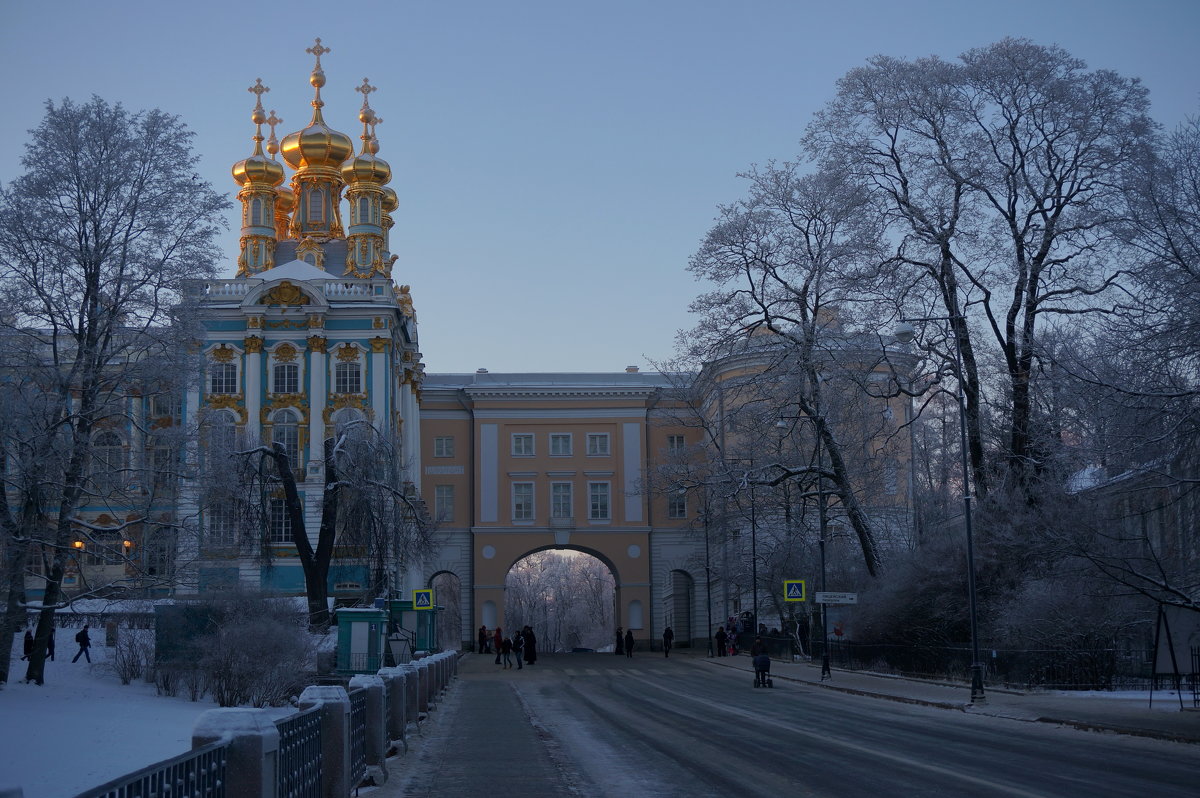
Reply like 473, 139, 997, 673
373, 317, 385, 329
265, 110, 283, 158
294, 239, 326, 269
246, 315, 264, 329
323, 393, 373, 425
259, 280, 311, 307
210, 345, 237, 363
203, 394, 248, 424
243, 336, 264, 354
273, 343, 298, 362
397, 285, 414, 318
402, 350, 413, 362
260, 394, 309, 425
307, 336, 327, 354
370, 336, 389, 353
267, 319, 309, 329
307, 313, 325, 328
335, 343, 359, 362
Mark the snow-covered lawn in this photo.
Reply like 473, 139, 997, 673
0, 631, 285, 798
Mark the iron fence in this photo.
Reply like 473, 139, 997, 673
74, 739, 227, 798
276, 706, 322, 798
349, 687, 367, 788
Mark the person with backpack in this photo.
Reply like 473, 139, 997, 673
511, 629, 524, 670
72, 625, 91, 663
662, 626, 674, 657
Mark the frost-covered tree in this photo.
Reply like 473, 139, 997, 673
0, 97, 227, 684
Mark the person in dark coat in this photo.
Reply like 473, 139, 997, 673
494, 627, 504, 665
46, 629, 55, 661
615, 626, 624, 655
624, 628, 634, 658
522, 626, 537, 665
72, 625, 91, 663
511, 629, 524, 670
20, 629, 33, 661
714, 625, 728, 657
662, 626, 674, 657
478, 625, 489, 654
501, 634, 513, 669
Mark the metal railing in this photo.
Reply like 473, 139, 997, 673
349, 687, 367, 788
74, 739, 227, 798
276, 707, 322, 798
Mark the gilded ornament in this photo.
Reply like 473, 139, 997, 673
204, 394, 248, 424
259, 280, 311, 307
267, 319, 309, 329
247, 316, 264, 329
373, 317, 385, 329
273, 343, 298, 362
210, 345, 237, 363
336, 343, 360, 362
307, 336, 328, 353
294, 238, 327, 268
323, 394, 373, 425
307, 313, 325, 328
243, 336, 264, 354
260, 394, 309, 425
370, 336, 389, 353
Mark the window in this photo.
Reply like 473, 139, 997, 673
92, 431, 125, 492
273, 362, 299, 394
588, 482, 610, 520
358, 196, 369, 225
209, 362, 238, 395
207, 502, 236, 547
667, 435, 685, 452
552, 483, 573, 519
203, 410, 237, 454
435, 485, 455, 522
511, 433, 534, 457
272, 409, 300, 467
550, 433, 572, 456
332, 408, 364, 439
335, 361, 362, 394
150, 393, 178, 420
512, 482, 534, 521
587, 433, 610, 456
668, 493, 687, 519
250, 198, 265, 227
268, 497, 292, 543
148, 437, 174, 494
306, 187, 325, 222
434, 436, 455, 458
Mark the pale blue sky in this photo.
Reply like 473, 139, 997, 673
2, 1, 1197, 373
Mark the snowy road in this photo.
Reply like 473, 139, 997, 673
398, 652, 1200, 798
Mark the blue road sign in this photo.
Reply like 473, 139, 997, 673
413, 589, 433, 609
784, 580, 806, 602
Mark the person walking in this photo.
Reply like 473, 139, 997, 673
714, 625, 728, 657
615, 626, 624, 655
72, 625, 91, 663
522, 626, 537, 666
501, 633, 513, 669
511, 629, 524, 670
662, 626, 674, 658
494, 627, 504, 665
624, 628, 634, 658
20, 629, 33, 661
478, 625, 489, 654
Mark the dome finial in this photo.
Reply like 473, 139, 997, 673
355, 77, 377, 154
369, 116, 382, 155
265, 110, 283, 159
247, 78, 269, 154
305, 37, 331, 111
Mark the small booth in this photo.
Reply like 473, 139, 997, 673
386, 599, 439, 660
334, 607, 388, 675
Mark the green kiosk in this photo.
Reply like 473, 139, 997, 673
335, 591, 440, 675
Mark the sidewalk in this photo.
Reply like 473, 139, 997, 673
702, 653, 1200, 744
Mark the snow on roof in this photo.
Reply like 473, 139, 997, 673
254, 259, 334, 283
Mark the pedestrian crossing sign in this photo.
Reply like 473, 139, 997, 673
412, 589, 433, 610
784, 580, 807, 602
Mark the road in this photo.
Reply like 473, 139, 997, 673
384, 652, 1200, 798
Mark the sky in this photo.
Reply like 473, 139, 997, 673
1, 0, 1197, 375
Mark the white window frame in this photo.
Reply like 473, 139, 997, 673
588, 481, 610, 521
209, 362, 238, 395
434, 436, 455, 458
512, 482, 535, 521
511, 433, 535, 457
587, 433, 610, 457
667, 434, 685, 452
334, 360, 362, 394
668, 493, 687, 519
207, 502, 237, 547
271, 409, 301, 468
272, 361, 299, 395
435, 484, 455, 522
268, 497, 292, 543
551, 482, 573, 519
549, 433, 572, 456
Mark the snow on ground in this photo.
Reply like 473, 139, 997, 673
0, 630, 290, 798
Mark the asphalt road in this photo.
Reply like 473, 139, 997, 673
382, 653, 1200, 798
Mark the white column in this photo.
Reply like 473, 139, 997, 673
371, 342, 387, 432
244, 341, 262, 443
308, 338, 327, 470
409, 382, 422, 491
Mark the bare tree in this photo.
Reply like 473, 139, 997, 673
0, 97, 227, 684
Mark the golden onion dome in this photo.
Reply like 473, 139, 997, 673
281, 57, 353, 170
275, 184, 296, 212
342, 80, 391, 184
233, 79, 286, 187
381, 185, 399, 214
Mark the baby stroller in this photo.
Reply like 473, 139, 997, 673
752, 653, 773, 688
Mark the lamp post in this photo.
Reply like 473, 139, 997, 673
894, 318, 986, 703
725, 458, 758, 644
703, 490, 714, 657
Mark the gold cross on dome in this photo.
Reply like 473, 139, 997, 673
355, 78, 377, 106
248, 78, 269, 100
266, 110, 282, 135
306, 37, 330, 67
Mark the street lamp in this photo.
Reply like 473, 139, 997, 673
894, 318, 986, 703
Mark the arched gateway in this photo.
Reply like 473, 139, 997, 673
417, 371, 706, 651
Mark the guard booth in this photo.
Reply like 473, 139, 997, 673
335, 607, 387, 675
386, 599, 439, 661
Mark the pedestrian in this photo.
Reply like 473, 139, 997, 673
624, 628, 634, 658
615, 626, 624, 655
72, 625, 91, 663
46, 628, 55, 661
494, 627, 504, 665
478, 625, 489, 654
20, 629, 33, 661
751, 637, 771, 687
511, 629, 524, 670
662, 626, 674, 658
714, 625, 728, 657
501, 633, 513, 669
523, 625, 538, 666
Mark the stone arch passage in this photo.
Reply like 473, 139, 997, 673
430, 571, 461, 652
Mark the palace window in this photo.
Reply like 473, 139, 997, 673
550, 433, 572, 456
667, 434, 685, 452
91, 431, 125, 493
209, 362, 238, 395
588, 482, 610, 521
273, 362, 299, 394
335, 361, 362, 394
587, 433, 610, 456
512, 482, 534, 521
271, 409, 300, 467
512, 433, 534, 457
552, 482, 573, 519
206, 502, 237, 548
434, 436, 455, 458
435, 484, 455, 522
202, 410, 238, 454
668, 493, 687, 519
268, 497, 292, 543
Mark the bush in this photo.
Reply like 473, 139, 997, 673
110, 627, 154, 685
195, 597, 315, 707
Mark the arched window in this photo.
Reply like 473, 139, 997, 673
202, 409, 238, 454
357, 196, 370, 225
335, 361, 362, 394
332, 408, 365, 439
273, 362, 299, 394
250, 198, 265, 227
306, 188, 325, 223
92, 431, 125, 492
271, 409, 300, 467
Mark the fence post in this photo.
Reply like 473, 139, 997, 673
298, 685, 350, 798
348, 675, 389, 784
192, 708, 279, 798
377, 667, 408, 750
397, 663, 420, 724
